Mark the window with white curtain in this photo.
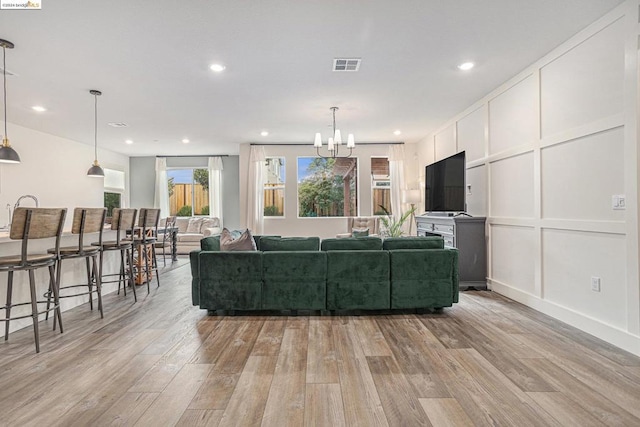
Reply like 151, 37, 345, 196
371, 157, 392, 215
167, 168, 210, 216
263, 157, 285, 217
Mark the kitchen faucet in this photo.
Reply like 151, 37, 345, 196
7, 195, 40, 228
14, 194, 39, 211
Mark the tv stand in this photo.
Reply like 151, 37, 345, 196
415, 214, 487, 290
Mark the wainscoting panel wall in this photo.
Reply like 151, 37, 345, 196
489, 152, 535, 218
491, 224, 537, 295
488, 74, 537, 155
541, 127, 625, 221
414, 1, 640, 354
540, 18, 625, 138
466, 165, 487, 217
434, 124, 457, 160
542, 228, 627, 329
457, 106, 486, 162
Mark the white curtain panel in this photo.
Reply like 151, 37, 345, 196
154, 157, 170, 218
208, 156, 224, 223
388, 144, 407, 232
246, 146, 266, 234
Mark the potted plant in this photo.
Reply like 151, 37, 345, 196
378, 205, 416, 237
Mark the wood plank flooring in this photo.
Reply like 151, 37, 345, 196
1, 260, 640, 426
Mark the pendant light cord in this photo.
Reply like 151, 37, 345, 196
3, 45, 7, 139
94, 92, 98, 161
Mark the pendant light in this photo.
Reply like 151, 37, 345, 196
87, 89, 104, 177
0, 39, 20, 164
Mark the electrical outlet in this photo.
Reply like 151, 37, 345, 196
612, 195, 626, 210
591, 277, 601, 292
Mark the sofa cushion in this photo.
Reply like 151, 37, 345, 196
389, 249, 458, 309
351, 228, 369, 237
201, 235, 221, 251
252, 235, 280, 251
186, 217, 204, 233
199, 251, 263, 310
382, 236, 444, 250
200, 218, 221, 235
177, 233, 205, 243
321, 237, 383, 251
175, 217, 190, 233
326, 250, 390, 310
260, 236, 320, 251
262, 251, 327, 309
220, 228, 257, 251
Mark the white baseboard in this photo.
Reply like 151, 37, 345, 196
488, 279, 640, 357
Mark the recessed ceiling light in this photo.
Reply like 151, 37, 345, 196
458, 62, 475, 71
182, 138, 190, 144
393, 130, 402, 136
31, 105, 46, 112
125, 139, 133, 145
260, 131, 269, 137
210, 63, 226, 73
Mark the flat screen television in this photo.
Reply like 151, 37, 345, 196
425, 151, 466, 213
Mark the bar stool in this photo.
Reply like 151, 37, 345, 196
45, 208, 106, 321
155, 215, 176, 267
0, 207, 67, 353
93, 208, 138, 301
132, 208, 161, 292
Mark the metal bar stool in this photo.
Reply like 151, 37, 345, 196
154, 215, 176, 267
132, 208, 161, 293
45, 208, 106, 322
0, 207, 67, 353
93, 208, 138, 302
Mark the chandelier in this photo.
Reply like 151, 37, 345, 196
313, 106, 355, 158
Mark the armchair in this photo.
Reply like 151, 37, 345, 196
336, 216, 380, 238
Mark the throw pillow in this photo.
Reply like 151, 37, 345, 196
186, 217, 204, 233
220, 228, 257, 251
351, 228, 369, 237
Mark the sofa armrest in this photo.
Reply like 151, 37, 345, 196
203, 226, 222, 237
189, 250, 201, 306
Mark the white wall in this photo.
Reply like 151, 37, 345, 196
415, 1, 640, 355
239, 143, 409, 239
0, 122, 130, 226
0, 122, 130, 335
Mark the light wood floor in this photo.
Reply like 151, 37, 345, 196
1, 261, 640, 426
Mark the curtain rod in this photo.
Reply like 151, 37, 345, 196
249, 142, 404, 146
155, 155, 229, 158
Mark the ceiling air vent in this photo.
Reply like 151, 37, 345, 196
333, 58, 361, 72
107, 122, 128, 128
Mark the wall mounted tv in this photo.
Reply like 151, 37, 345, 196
425, 151, 466, 213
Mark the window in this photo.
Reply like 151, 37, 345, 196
263, 157, 285, 217
372, 157, 392, 215
167, 168, 210, 216
297, 157, 358, 217
104, 192, 121, 218
103, 168, 125, 221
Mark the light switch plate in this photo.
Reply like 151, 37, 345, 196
612, 195, 626, 210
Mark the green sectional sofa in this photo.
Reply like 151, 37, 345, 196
190, 235, 459, 313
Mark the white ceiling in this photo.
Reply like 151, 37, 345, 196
0, 0, 624, 157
